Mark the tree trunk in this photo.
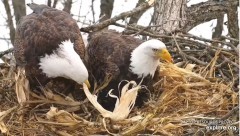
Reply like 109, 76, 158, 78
12, 0, 26, 24
47, 0, 52, 7
53, 0, 58, 8
99, 0, 114, 22
152, 0, 187, 34
3, 0, 15, 45
212, 14, 224, 40
91, 0, 96, 23
227, 0, 239, 45
185, 1, 235, 32
152, 0, 239, 39
98, 0, 114, 30
212, 14, 224, 46
63, 0, 72, 14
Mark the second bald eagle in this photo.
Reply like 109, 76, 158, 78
87, 30, 173, 111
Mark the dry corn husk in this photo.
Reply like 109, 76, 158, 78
83, 80, 141, 121
15, 68, 29, 106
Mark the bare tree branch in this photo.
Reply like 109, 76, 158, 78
91, 0, 96, 23
227, 0, 239, 45
99, 0, 114, 23
47, 0, 52, 7
212, 14, 224, 40
184, 0, 238, 32
0, 48, 13, 58
129, 0, 146, 24
12, 0, 26, 24
53, 0, 58, 8
80, 0, 155, 32
98, 0, 114, 30
211, 14, 224, 46
0, 37, 10, 40
63, 0, 72, 14
2, 0, 15, 45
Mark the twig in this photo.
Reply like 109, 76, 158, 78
220, 55, 239, 69
91, 0, 95, 23
0, 37, 11, 40
221, 106, 239, 120
221, 36, 239, 42
0, 48, 13, 58
185, 55, 208, 66
180, 33, 239, 54
172, 35, 187, 61
77, 0, 82, 22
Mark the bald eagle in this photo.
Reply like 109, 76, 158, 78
14, 3, 90, 94
87, 30, 173, 111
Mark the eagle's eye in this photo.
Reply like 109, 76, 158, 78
152, 48, 158, 52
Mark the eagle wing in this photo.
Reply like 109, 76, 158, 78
14, 8, 85, 66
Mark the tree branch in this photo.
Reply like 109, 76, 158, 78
52, 0, 58, 8
99, 0, 114, 23
91, 0, 96, 23
212, 14, 224, 40
2, 0, 15, 45
0, 48, 14, 58
12, 0, 26, 25
47, 0, 52, 7
184, 0, 239, 32
129, 0, 146, 24
227, 0, 239, 45
80, 0, 155, 32
63, 0, 72, 14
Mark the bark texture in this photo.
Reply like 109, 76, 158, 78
99, 0, 114, 22
12, 0, 26, 24
152, 0, 187, 33
227, 0, 239, 44
3, 0, 15, 44
152, 0, 238, 35
212, 14, 224, 40
185, 0, 238, 32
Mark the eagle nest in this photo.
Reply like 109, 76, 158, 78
0, 57, 238, 135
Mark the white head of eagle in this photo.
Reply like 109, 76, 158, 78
39, 40, 89, 85
130, 39, 172, 78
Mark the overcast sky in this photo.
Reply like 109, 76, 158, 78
0, 0, 230, 53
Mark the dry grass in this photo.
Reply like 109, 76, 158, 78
0, 60, 239, 135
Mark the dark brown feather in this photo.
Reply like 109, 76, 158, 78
87, 30, 142, 82
14, 4, 85, 95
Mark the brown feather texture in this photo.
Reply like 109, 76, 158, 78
14, 3, 88, 96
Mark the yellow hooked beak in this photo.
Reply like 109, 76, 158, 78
156, 49, 173, 63
84, 80, 91, 88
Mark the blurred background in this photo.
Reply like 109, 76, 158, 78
0, 0, 238, 52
